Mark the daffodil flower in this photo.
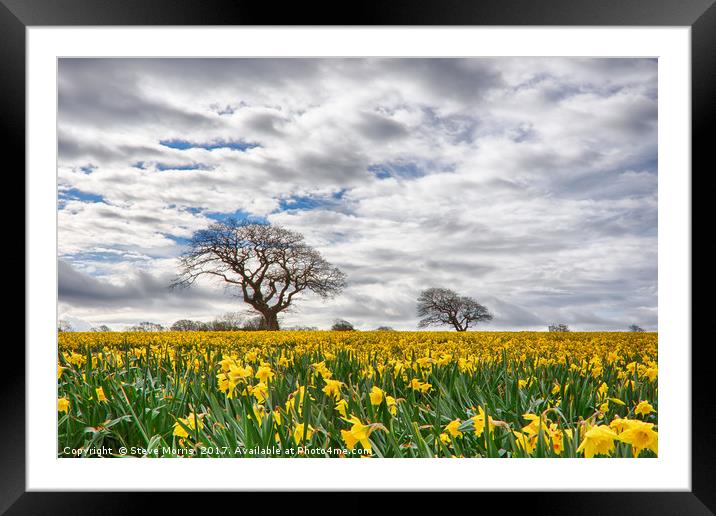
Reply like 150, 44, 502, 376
576, 424, 617, 458
173, 412, 204, 438
634, 400, 655, 417
369, 386, 385, 406
322, 379, 344, 400
58, 396, 70, 413
341, 416, 380, 453
255, 365, 275, 383
335, 398, 348, 418
444, 419, 463, 438
95, 387, 108, 403
293, 423, 314, 444
617, 420, 658, 456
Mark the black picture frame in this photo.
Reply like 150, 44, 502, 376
5, 0, 710, 513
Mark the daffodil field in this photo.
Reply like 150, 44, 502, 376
57, 331, 658, 458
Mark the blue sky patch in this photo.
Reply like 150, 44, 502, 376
205, 209, 268, 225
63, 250, 126, 264
368, 162, 423, 180
160, 138, 260, 152
162, 233, 192, 247
59, 188, 105, 204
279, 189, 347, 212
155, 162, 211, 171
368, 161, 456, 180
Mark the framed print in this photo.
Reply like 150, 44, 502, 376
6, 0, 711, 513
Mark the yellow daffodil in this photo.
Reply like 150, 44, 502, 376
513, 430, 536, 455
607, 351, 621, 364
597, 382, 609, 399
471, 406, 495, 436
58, 396, 70, 413
609, 416, 634, 434
312, 361, 332, 379
409, 378, 431, 393
341, 416, 378, 452
385, 395, 398, 416
444, 419, 463, 438
173, 412, 204, 438
95, 387, 108, 403
643, 367, 658, 382
251, 382, 269, 404
617, 420, 658, 456
255, 365, 275, 383
252, 403, 267, 427
335, 398, 348, 418
548, 423, 571, 455
293, 422, 314, 444
218, 356, 236, 372
634, 400, 655, 417
286, 386, 308, 416
369, 386, 385, 406
576, 425, 617, 458
322, 379, 344, 400
229, 364, 253, 383
521, 413, 548, 437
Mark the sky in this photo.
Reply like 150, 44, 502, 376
57, 58, 657, 331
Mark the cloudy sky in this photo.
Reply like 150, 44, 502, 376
57, 58, 657, 331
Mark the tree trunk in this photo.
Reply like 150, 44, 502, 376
262, 311, 279, 331
453, 320, 466, 332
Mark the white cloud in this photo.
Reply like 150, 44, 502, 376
57, 58, 657, 331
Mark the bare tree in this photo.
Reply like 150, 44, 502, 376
331, 319, 355, 331
416, 287, 493, 332
89, 325, 112, 332
171, 319, 207, 331
284, 325, 319, 331
172, 219, 346, 331
127, 321, 165, 332
628, 324, 645, 332
58, 319, 74, 333
208, 311, 246, 331
548, 323, 570, 332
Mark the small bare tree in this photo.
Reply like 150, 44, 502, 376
209, 311, 246, 331
58, 319, 74, 333
171, 319, 207, 331
331, 319, 355, 331
417, 287, 493, 332
548, 323, 570, 332
127, 321, 165, 332
172, 219, 346, 331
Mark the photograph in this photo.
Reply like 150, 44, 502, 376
56, 56, 658, 459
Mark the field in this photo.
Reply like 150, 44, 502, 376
57, 331, 658, 458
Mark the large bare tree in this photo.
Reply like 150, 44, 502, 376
416, 287, 493, 332
172, 219, 346, 330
